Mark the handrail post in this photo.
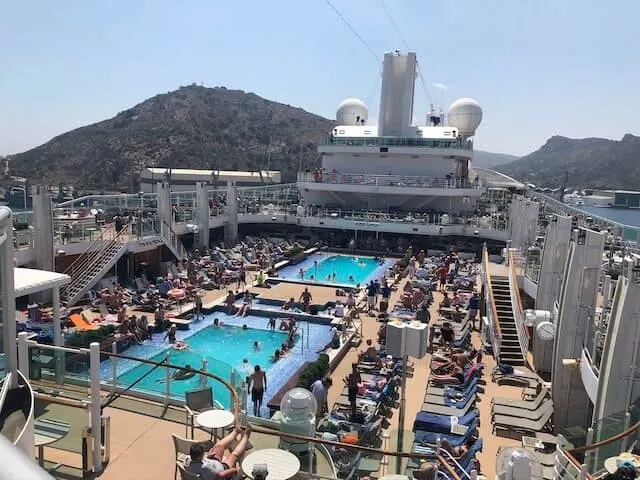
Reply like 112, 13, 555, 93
89, 342, 102, 473
17, 332, 30, 379
579, 463, 588, 480
584, 427, 594, 469
164, 353, 171, 406
111, 341, 118, 397
621, 411, 631, 452
230, 369, 237, 411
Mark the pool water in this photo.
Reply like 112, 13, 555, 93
279, 253, 394, 285
115, 324, 287, 405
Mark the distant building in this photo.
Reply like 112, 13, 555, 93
613, 190, 640, 208
140, 168, 281, 193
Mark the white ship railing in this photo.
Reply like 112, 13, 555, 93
298, 171, 481, 189
320, 135, 473, 150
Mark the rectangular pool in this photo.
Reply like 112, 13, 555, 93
278, 253, 395, 286
104, 312, 332, 414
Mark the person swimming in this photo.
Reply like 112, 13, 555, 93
253, 341, 260, 351
173, 340, 188, 351
157, 364, 195, 382
242, 324, 248, 330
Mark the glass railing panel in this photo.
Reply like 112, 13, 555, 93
320, 135, 473, 150
171, 191, 197, 208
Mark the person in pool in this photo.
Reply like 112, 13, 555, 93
253, 341, 260, 351
164, 324, 177, 344
157, 364, 195, 382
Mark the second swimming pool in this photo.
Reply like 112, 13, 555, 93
278, 253, 395, 285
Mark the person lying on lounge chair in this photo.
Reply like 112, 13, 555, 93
439, 437, 476, 458
430, 366, 465, 385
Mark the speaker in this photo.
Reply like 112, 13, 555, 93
405, 321, 429, 358
385, 320, 407, 357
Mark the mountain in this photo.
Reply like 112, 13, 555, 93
8, 85, 333, 190
472, 150, 519, 169
496, 134, 640, 189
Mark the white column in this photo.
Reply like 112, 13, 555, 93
89, 342, 102, 472
53, 287, 64, 384
1, 210, 17, 387
195, 182, 210, 249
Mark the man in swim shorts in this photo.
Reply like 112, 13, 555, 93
186, 426, 252, 479
248, 365, 267, 417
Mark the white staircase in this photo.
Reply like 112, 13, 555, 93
61, 224, 130, 306
161, 221, 187, 262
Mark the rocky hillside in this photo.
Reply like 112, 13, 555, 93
497, 134, 640, 189
9, 85, 333, 190
472, 150, 519, 169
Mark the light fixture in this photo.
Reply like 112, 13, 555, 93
562, 358, 580, 367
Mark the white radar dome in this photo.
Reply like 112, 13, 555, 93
447, 97, 483, 137
336, 98, 368, 126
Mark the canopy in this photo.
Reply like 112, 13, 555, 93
14, 268, 71, 297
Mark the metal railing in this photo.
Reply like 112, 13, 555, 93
298, 171, 481, 189
528, 190, 640, 243
482, 244, 502, 360
161, 221, 188, 261
508, 250, 530, 363
320, 135, 473, 150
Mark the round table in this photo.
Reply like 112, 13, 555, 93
242, 448, 301, 480
195, 409, 235, 439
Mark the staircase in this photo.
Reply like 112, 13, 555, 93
161, 221, 187, 262
61, 224, 130, 306
490, 275, 526, 366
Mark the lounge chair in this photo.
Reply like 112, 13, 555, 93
492, 408, 554, 435
427, 377, 479, 396
491, 400, 553, 420
412, 410, 478, 434
492, 387, 550, 410
413, 419, 478, 447
423, 387, 477, 407
421, 396, 476, 417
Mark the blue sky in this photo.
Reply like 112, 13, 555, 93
1, 0, 638, 156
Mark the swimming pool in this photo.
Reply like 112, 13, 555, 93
103, 312, 332, 414
278, 253, 395, 286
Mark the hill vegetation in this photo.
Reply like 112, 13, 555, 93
497, 134, 640, 190
8, 85, 333, 190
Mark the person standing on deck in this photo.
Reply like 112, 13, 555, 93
248, 365, 267, 417
194, 291, 203, 320
299, 287, 312, 312
467, 291, 480, 331
237, 264, 246, 290
343, 363, 361, 419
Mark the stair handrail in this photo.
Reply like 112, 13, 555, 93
62, 224, 129, 280
161, 220, 187, 261
63, 226, 131, 305
507, 249, 530, 364
482, 244, 502, 361
62, 225, 130, 294
62, 224, 119, 278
